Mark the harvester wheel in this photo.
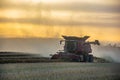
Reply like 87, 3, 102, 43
78, 58, 81, 62
83, 55, 88, 62
88, 55, 94, 62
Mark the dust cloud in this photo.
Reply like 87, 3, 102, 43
0, 38, 60, 57
92, 44, 120, 63
0, 38, 120, 62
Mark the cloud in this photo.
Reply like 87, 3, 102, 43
0, 0, 119, 27
46, 3, 120, 13
0, 0, 119, 40
0, 0, 120, 13
0, 17, 119, 27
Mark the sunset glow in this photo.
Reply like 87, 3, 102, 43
0, 0, 120, 43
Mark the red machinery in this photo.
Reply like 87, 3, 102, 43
51, 36, 100, 62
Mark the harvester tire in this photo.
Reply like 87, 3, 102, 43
83, 55, 88, 62
88, 55, 94, 62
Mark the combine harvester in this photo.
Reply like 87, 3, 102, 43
51, 36, 100, 62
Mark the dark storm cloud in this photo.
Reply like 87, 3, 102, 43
0, 18, 119, 27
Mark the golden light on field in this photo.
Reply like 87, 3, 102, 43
0, 0, 119, 43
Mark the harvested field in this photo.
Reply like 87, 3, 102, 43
0, 63, 120, 80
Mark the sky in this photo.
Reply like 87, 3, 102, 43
0, 0, 120, 42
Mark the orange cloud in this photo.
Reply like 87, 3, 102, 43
0, 0, 119, 43
0, 23, 120, 43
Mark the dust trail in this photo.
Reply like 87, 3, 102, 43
0, 38, 60, 57
0, 38, 120, 62
92, 44, 120, 62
